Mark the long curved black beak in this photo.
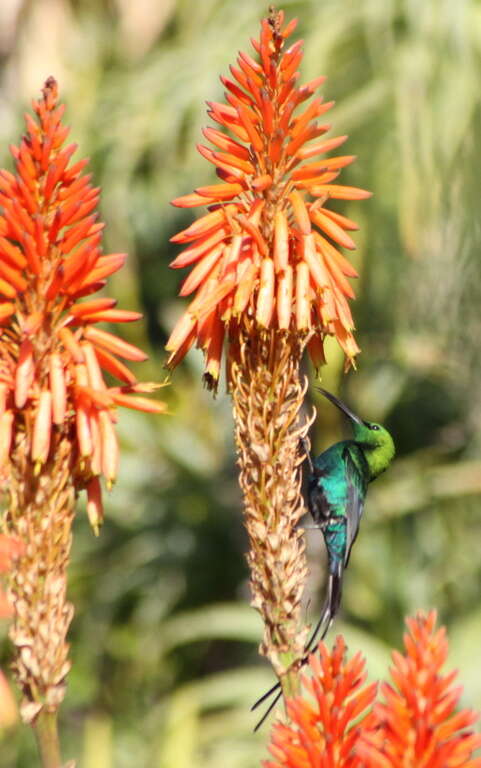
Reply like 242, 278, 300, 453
315, 387, 364, 425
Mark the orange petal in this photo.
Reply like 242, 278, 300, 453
290, 99, 334, 141
179, 244, 224, 297
93, 346, 136, 385
14, 339, 34, 408
251, 174, 272, 191
69, 298, 117, 317
319, 207, 359, 232
58, 326, 84, 363
49, 353, 67, 424
274, 210, 289, 272
333, 321, 360, 363
203, 315, 224, 382
286, 124, 330, 158
295, 135, 348, 161
0, 277, 17, 299
79, 309, 143, 324
0, 237, 27, 269
233, 261, 258, 315
311, 209, 356, 250
86, 476, 103, 536
307, 334, 326, 369
81, 341, 106, 390
282, 17, 298, 38
237, 214, 268, 256
166, 325, 197, 369
295, 261, 311, 330
237, 105, 263, 152
170, 207, 228, 244
74, 252, 127, 287
289, 190, 311, 234
277, 264, 293, 330
59, 213, 97, 254
194, 182, 244, 200
61, 237, 100, 288
111, 394, 168, 414
165, 312, 196, 353
76, 399, 92, 458
32, 391, 52, 466
295, 74, 327, 102
99, 410, 118, 487
189, 277, 236, 320
171, 192, 210, 208
302, 233, 330, 290
83, 327, 148, 362
170, 228, 226, 269
256, 258, 275, 328
313, 184, 372, 200
197, 142, 247, 180
329, 277, 355, 329
314, 232, 359, 278
321, 243, 356, 299
0, 302, 14, 323
202, 126, 250, 159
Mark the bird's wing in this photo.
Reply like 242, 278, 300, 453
342, 445, 367, 568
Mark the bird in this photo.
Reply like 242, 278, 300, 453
252, 386, 395, 730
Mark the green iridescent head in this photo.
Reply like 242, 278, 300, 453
316, 387, 395, 479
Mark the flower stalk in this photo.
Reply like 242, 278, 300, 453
231, 321, 311, 685
166, 8, 369, 700
0, 77, 165, 766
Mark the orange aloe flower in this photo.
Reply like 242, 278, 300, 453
0, 77, 166, 530
264, 636, 378, 768
264, 616, 481, 768
166, 9, 370, 385
358, 611, 481, 768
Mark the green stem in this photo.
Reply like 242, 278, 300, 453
33, 711, 62, 768
280, 654, 301, 702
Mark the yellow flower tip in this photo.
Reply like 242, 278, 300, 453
86, 476, 103, 535
33, 460, 42, 477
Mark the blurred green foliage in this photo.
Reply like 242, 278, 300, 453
0, 0, 480, 765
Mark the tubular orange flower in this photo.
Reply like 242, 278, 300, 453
264, 616, 481, 768
264, 636, 378, 768
166, 10, 369, 385
357, 611, 481, 768
0, 77, 166, 506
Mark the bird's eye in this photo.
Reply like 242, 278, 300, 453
370, 424, 380, 431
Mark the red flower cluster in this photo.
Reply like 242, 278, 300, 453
166, 10, 370, 384
265, 613, 481, 768
0, 78, 165, 529
358, 612, 481, 767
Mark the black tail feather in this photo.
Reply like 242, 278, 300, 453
252, 566, 344, 730
251, 680, 282, 712
253, 689, 283, 732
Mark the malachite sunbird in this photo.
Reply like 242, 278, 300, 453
252, 387, 395, 729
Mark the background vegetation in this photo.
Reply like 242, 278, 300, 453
0, 0, 480, 765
